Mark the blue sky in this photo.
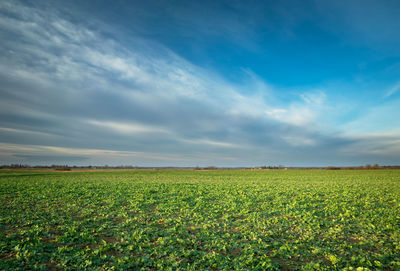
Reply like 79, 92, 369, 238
0, 0, 399, 166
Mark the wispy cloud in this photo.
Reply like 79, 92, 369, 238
384, 81, 400, 98
87, 120, 170, 135
0, 143, 241, 166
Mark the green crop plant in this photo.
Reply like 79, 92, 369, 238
1, 169, 399, 270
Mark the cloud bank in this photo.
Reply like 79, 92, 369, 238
0, 0, 399, 166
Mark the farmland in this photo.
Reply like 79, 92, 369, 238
1, 169, 400, 270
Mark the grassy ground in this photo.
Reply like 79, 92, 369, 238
1, 169, 399, 270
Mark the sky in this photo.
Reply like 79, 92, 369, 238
0, 0, 400, 167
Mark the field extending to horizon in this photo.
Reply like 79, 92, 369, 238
1, 169, 400, 270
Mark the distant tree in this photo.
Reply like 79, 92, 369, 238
372, 164, 380, 169
327, 166, 341, 170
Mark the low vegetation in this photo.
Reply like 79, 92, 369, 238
1, 169, 399, 270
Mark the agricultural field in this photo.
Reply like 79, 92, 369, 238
1, 169, 400, 270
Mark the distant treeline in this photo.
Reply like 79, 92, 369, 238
325, 164, 393, 170
1, 164, 400, 170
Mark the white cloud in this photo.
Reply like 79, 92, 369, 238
87, 120, 169, 135
0, 127, 54, 137
384, 81, 400, 98
181, 139, 238, 148
0, 0, 329, 133
263, 91, 327, 127
282, 135, 317, 147
0, 143, 240, 166
340, 98, 400, 135
300, 91, 326, 105
338, 133, 400, 157
265, 105, 315, 126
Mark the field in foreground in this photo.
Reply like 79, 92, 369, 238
1, 170, 400, 270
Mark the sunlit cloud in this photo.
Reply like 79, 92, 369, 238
87, 120, 170, 135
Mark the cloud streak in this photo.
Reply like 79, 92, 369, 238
385, 81, 400, 98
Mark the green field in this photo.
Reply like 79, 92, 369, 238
1, 169, 400, 270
